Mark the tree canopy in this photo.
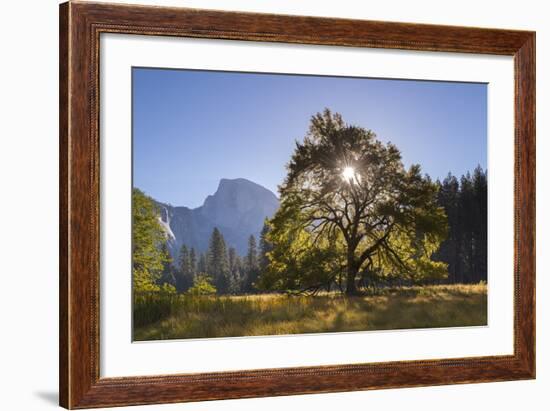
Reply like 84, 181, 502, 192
132, 188, 172, 292
261, 109, 448, 295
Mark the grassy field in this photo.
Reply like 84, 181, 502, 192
133, 283, 487, 341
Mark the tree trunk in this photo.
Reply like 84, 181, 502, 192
345, 260, 358, 296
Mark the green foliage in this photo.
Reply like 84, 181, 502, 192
227, 247, 244, 294
259, 220, 272, 272
246, 234, 258, 270
363, 166, 449, 285
178, 245, 191, 275
158, 242, 178, 288
187, 273, 217, 296
160, 282, 177, 294
132, 188, 171, 292
198, 252, 208, 274
207, 228, 230, 293
243, 235, 259, 292
176, 244, 196, 292
257, 199, 346, 294
189, 248, 197, 276
369, 224, 448, 285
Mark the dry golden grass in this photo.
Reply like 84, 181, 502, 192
133, 283, 487, 341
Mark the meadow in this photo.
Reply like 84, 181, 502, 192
133, 283, 487, 341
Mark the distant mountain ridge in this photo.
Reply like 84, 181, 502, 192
153, 178, 280, 258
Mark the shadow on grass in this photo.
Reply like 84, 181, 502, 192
134, 284, 487, 341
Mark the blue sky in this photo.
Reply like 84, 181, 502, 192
133, 68, 487, 208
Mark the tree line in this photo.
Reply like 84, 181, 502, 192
132, 187, 271, 295
165, 225, 271, 294
133, 109, 487, 296
434, 167, 487, 284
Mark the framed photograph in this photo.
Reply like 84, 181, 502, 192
59, 1, 535, 408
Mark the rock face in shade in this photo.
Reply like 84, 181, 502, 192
154, 178, 279, 259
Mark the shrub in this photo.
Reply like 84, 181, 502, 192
187, 273, 217, 296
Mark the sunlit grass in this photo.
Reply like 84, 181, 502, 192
133, 283, 487, 341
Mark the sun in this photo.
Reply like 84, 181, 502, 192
342, 166, 356, 181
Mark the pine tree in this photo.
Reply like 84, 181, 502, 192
243, 235, 259, 292
434, 168, 487, 284
472, 166, 488, 282
176, 244, 193, 292
259, 221, 272, 272
178, 245, 190, 274
198, 252, 208, 274
246, 235, 258, 270
459, 172, 475, 283
189, 247, 197, 278
228, 247, 239, 275
207, 228, 230, 293
228, 247, 243, 294
159, 242, 177, 289
435, 173, 460, 283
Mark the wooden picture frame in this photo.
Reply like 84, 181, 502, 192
59, 1, 535, 408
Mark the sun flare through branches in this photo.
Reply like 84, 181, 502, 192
342, 166, 356, 183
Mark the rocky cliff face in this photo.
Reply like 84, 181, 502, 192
155, 178, 279, 258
